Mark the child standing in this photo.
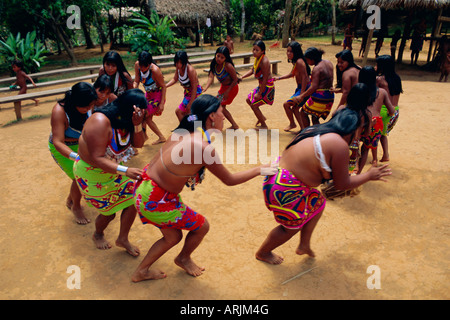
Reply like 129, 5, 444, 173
357, 66, 395, 172
241, 40, 275, 129
133, 51, 166, 145
203, 46, 240, 129
11, 60, 39, 106
224, 35, 234, 54
274, 41, 311, 132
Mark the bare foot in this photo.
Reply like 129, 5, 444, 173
296, 245, 315, 257
131, 269, 167, 282
72, 207, 91, 225
255, 251, 284, 265
371, 159, 378, 166
284, 124, 297, 132
151, 137, 166, 145
228, 125, 239, 130
93, 233, 112, 250
254, 125, 268, 131
380, 157, 389, 162
174, 256, 205, 277
116, 239, 140, 257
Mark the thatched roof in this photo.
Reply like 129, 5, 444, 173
339, 0, 450, 10
154, 0, 227, 26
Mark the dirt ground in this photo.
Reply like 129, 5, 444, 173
0, 38, 448, 301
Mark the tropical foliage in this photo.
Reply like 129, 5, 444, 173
0, 31, 47, 74
129, 11, 188, 56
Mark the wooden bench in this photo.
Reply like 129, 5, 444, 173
0, 52, 256, 121
0, 65, 100, 85
0, 87, 70, 120
0, 73, 99, 93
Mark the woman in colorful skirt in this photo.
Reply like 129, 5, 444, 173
49, 82, 98, 224
203, 46, 240, 129
273, 41, 311, 132
291, 47, 335, 130
166, 51, 203, 121
375, 55, 402, 162
132, 94, 276, 282
258, 84, 391, 264
133, 51, 167, 145
74, 89, 147, 256
241, 40, 275, 129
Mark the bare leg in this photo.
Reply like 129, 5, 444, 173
250, 105, 268, 129
115, 206, 140, 257
93, 214, 115, 250
131, 228, 183, 282
145, 115, 166, 145
174, 219, 210, 277
283, 101, 297, 131
222, 106, 239, 129
371, 147, 378, 166
292, 105, 304, 130
311, 115, 320, 126
175, 108, 185, 122
255, 225, 299, 265
296, 210, 324, 257
357, 145, 369, 174
380, 135, 389, 162
299, 109, 310, 130
69, 179, 90, 225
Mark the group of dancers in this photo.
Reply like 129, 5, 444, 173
48, 41, 400, 281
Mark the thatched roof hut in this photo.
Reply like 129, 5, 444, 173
154, 0, 227, 27
338, 0, 450, 64
339, 0, 450, 10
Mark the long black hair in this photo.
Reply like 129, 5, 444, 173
335, 49, 361, 88
288, 41, 311, 75
175, 94, 221, 133
94, 74, 114, 93
253, 40, 266, 53
304, 47, 324, 65
94, 89, 147, 132
174, 51, 190, 67
58, 82, 97, 131
102, 51, 132, 89
376, 55, 403, 96
358, 66, 377, 105
209, 46, 234, 75
138, 50, 156, 67
286, 83, 371, 150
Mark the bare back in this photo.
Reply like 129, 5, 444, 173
147, 132, 210, 194
315, 60, 334, 89
279, 133, 349, 187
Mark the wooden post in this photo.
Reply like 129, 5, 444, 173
272, 63, 278, 75
362, 28, 374, 67
397, 10, 414, 64
14, 101, 22, 120
427, 9, 441, 63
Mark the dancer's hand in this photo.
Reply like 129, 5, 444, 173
367, 163, 391, 182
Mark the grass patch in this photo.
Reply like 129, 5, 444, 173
2, 113, 50, 127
